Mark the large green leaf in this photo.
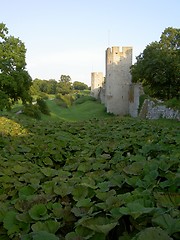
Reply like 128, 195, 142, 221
12, 164, 27, 173
54, 182, 72, 197
76, 198, 93, 208
97, 181, 110, 192
154, 192, 180, 208
42, 157, 53, 166
29, 204, 49, 220
71, 206, 90, 217
80, 217, 117, 235
51, 203, 63, 219
96, 189, 116, 201
41, 181, 54, 194
40, 167, 57, 177
80, 176, 96, 189
77, 162, 92, 172
123, 162, 144, 175
72, 185, 89, 201
0, 204, 7, 222
133, 227, 173, 240
31, 220, 61, 233
109, 173, 124, 187
18, 186, 35, 199
22, 231, 59, 240
16, 212, 32, 223
65, 232, 83, 240
152, 214, 180, 235
75, 225, 95, 239
119, 202, 154, 219
3, 211, 19, 235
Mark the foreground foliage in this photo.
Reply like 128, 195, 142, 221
0, 116, 179, 239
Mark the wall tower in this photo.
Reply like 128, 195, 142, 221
91, 72, 104, 99
105, 46, 133, 115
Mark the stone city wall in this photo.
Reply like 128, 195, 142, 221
139, 99, 180, 120
91, 46, 140, 117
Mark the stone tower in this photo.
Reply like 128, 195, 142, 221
105, 46, 133, 115
91, 72, 104, 99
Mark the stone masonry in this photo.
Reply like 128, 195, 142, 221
91, 72, 104, 99
91, 46, 140, 117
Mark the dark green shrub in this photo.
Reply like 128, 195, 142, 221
165, 98, 180, 111
36, 98, 50, 115
39, 92, 49, 100
55, 99, 68, 108
74, 95, 96, 104
55, 94, 74, 108
23, 104, 41, 119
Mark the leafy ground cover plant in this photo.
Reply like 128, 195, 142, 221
0, 116, 179, 239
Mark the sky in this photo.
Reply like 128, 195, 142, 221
1, 0, 179, 86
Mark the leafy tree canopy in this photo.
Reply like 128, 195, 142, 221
57, 75, 72, 95
131, 27, 180, 100
0, 23, 32, 110
31, 76, 74, 96
73, 81, 88, 90
31, 79, 56, 95
59, 74, 71, 83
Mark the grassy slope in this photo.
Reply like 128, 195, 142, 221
44, 99, 112, 121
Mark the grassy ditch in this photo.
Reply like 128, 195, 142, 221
43, 97, 111, 121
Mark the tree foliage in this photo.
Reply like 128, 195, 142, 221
56, 75, 72, 95
31, 78, 57, 95
31, 75, 90, 97
31, 76, 74, 96
131, 27, 180, 100
0, 23, 32, 109
36, 98, 50, 115
59, 74, 71, 83
73, 81, 88, 90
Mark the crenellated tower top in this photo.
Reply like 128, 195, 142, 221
106, 46, 132, 65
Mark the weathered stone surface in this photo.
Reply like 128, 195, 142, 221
139, 99, 180, 120
91, 72, 104, 99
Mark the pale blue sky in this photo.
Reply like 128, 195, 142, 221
1, 0, 179, 86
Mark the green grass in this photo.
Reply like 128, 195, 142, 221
0, 96, 112, 122
43, 99, 112, 121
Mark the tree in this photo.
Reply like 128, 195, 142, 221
60, 75, 71, 83
131, 27, 180, 100
30, 78, 43, 95
47, 79, 57, 94
57, 75, 72, 95
73, 81, 88, 90
0, 23, 32, 109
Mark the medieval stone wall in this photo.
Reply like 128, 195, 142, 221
129, 84, 140, 117
139, 99, 180, 120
